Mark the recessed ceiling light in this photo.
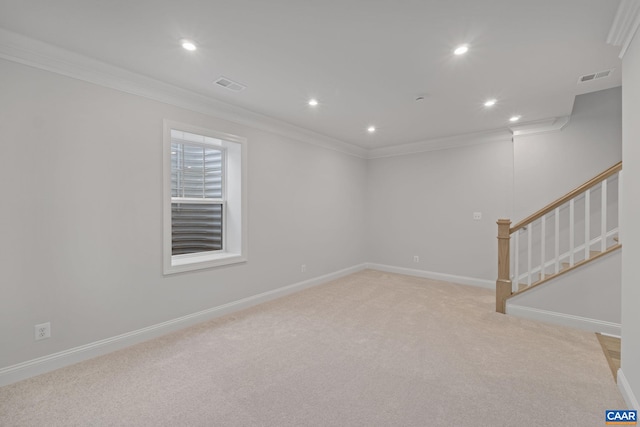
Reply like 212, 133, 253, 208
454, 44, 469, 55
367, 126, 376, 133
509, 115, 521, 122
181, 40, 197, 51
484, 99, 497, 107
308, 99, 318, 106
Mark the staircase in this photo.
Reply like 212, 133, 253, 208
496, 162, 622, 313
596, 333, 621, 382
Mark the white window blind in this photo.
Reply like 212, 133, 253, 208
170, 132, 224, 256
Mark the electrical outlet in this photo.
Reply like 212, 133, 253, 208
301, 264, 306, 273
35, 322, 51, 341
473, 212, 482, 220
413, 256, 419, 263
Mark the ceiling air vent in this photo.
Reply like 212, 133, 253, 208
578, 69, 613, 84
214, 76, 246, 92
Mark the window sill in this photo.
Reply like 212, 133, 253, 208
164, 252, 246, 275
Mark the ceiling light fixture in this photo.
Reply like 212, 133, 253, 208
484, 99, 497, 107
308, 99, 318, 106
454, 44, 469, 55
367, 126, 376, 133
181, 40, 197, 51
509, 115, 521, 122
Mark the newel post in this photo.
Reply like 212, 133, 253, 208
496, 219, 512, 314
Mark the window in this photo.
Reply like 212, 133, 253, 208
163, 121, 247, 274
171, 139, 224, 255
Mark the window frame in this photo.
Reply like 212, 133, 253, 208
163, 120, 247, 275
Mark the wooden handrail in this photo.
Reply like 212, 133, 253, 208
510, 161, 622, 233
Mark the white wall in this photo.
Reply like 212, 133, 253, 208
506, 250, 621, 333
513, 87, 622, 221
365, 88, 621, 292
366, 139, 514, 282
0, 59, 367, 369
505, 88, 622, 333
621, 30, 640, 409
0, 51, 627, 385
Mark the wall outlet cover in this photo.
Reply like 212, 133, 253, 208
35, 322, 51, 341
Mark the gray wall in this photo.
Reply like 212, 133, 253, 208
507, 250, 621, 325
366, 139, 514, 281
0, 59, 367, 368
504, 87, 623, 331
0, 54, 626, 381
365, 88, 621, 292
621, 30, 640, 407
513, 87, 622, 221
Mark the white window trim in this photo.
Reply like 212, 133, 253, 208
163, 120, 247, 275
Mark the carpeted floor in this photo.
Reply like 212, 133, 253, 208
0, 269, 626, 426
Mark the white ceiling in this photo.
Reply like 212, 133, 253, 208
0, 0, 623, 150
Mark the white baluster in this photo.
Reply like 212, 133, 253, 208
540, 215, 546, 280
554, 207, 560, 274
569, 199, 575, 266
601, 178, 608, 251
585, 189, 590, 260
527, 225, 532, 286
514, 231, 520, 292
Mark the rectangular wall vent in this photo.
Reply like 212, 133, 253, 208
578, 69, 614, 84
214, 76, 246, 92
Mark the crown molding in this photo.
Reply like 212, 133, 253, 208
366, 128, 513, 159
509, 116, 570, 137
0, 27, 577, 161
607, 0, 640, 59
0, 28, 367, 159
366, 115, 571, 159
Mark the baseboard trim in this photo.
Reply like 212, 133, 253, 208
618, 368, 640, 410
365, 263, 494, 289
0, 263, 367, 387
505, 304, 622, 336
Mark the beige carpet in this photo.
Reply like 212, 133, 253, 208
0, 270, 625, 426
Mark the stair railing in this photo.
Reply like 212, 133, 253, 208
496, 161, 622, 313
